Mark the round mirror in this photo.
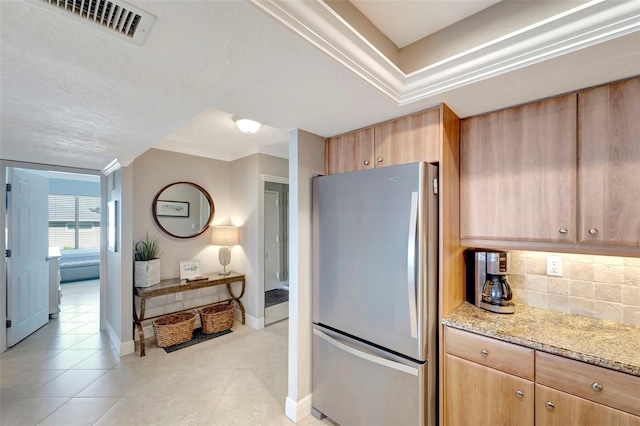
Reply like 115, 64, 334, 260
152, 182, 215, 239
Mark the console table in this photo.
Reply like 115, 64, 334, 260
133, 272, 245, 356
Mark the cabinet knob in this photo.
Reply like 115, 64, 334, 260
515, 390, 524, 398
480, 349, 489, 357
545, 401, 555, 411
377, 157, 383, 163
591, 382, 603, 392
589, 228, 599, 235
558, 228, 568, 234
363, 160, 370, 166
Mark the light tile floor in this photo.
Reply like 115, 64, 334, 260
0, 280, 331, 425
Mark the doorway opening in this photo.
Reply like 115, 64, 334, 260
2, 163, 103, 351
264, 181, 289, 326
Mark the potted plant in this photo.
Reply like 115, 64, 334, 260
134, 232, 162, 287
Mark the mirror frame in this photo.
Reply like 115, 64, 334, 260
152, 181, 215, 239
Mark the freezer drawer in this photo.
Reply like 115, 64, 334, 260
312, 327, 429, 426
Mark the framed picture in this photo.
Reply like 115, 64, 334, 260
107, 200, 117, 252
179, 260, 202, 280
156, 200, 189, 217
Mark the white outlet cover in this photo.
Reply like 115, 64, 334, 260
547, 256, 563, 277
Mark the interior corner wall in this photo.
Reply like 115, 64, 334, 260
105, 165, 135, 355
229, 154, 259, 327
287, 129, 325, 422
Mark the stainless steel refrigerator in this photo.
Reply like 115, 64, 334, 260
312, 162, 438, 426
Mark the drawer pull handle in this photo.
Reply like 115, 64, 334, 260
377, 157, 383, 163
591, 382, 603, 392
545, 401, 555, 411
515, 390, 523, 398
589, 228, 599, 235
363, 160, 370, 166
480, 349, 488, 357
559, 228, 568, 234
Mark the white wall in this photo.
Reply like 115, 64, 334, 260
105, 166, 135, 355
230, 154, 289, 329
286, 129, 325, 422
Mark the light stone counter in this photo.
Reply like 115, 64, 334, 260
443, 302, 640, 377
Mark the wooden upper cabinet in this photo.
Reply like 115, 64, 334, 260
460, 94, 577, 243
325, 107, 442, 175
578, 77, 640, 246
374, 108, 440, 167
325, 127, 374, 175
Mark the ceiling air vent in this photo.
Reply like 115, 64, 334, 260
39, 0, 156, 46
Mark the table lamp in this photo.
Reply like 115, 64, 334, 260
211, 226, 239, 276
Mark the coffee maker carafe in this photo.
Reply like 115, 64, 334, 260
465, 249, 516, 314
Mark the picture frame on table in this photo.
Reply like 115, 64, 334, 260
156, 200, 189, 217
179, 260, 203, 281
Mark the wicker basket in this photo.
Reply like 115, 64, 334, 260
152, 312, 195, 347
199, 302, 234, 334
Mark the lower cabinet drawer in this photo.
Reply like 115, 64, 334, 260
536, 384, 640, 426
536, 351, 640, 416
445, 327, 534, 380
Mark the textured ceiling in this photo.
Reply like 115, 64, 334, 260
0, 0, 639, 172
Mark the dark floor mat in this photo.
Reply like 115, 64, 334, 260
265, 288, 289, 308
162, 327, 232, 353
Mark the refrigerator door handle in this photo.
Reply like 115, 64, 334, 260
407, 191, 418, 339
314, 328, 419, 376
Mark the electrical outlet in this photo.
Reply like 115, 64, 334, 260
547, 256, 563, 277
176, 293, 182, 301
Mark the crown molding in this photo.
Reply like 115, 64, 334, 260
249, 0, 640, 106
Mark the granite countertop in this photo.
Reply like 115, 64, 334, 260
443, 302, 640, 377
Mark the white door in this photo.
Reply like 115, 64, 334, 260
6, 168, 49, 347
264, 190, 280, 292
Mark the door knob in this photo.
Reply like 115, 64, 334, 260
515, 390, 524, 398
545, 401, 555, 410
377, 157, 383, 163
480, 349, 488, 357
363, 160, 370, 166
591, 382, 603, 392
558, 228, 568, 234
589, 228, 599, 235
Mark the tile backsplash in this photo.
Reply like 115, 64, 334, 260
509, 251, 640, 325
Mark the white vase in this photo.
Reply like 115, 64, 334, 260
134, 259, 161, 287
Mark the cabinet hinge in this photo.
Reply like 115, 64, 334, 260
5, 183, 11, 192
6, 320, 11, 328
5, 249, 11, 258
432, 178, 439, 196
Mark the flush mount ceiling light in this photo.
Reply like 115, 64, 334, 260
235, 118, 262, 134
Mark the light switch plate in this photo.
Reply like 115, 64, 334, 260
547, 256, 563, 277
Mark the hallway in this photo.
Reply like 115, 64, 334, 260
0, 280, 326, 425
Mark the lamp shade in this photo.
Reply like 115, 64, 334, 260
235, 119, 262, 134
210, 226, 239, 246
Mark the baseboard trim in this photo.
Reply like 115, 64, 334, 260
285, 394, 313, 423
241, 311, 263, 330
105, 321, 134, 356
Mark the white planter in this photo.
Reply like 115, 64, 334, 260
135, 259, 161, 288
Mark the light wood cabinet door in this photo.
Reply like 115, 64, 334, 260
325, 127, 374, 175
374, 108, 440, 167
444, 354, 534, 426
460, 94, 577, 242
578, 77, 640, 246
536, 385, 640, 426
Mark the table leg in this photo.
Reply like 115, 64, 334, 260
226, 280, 246, 325
133, 298, 146, 357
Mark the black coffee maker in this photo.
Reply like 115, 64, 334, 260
465, 249, 515, 314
